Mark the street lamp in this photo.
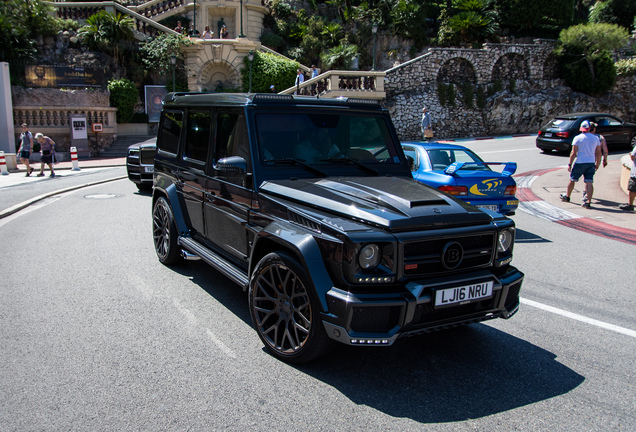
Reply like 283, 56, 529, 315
238, 0, 245, 38
372, 24, 378, 71
248, 50, 255, 93
170, 55, 177, 92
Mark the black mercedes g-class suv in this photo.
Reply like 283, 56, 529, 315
152, 93, 524, 363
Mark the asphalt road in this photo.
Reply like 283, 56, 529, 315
1, 137, 634, 431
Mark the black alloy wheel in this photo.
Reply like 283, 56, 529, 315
249, 252, 332, 363
152, 197, 182, 265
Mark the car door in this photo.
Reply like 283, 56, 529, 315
594, 115, 629, 145
204, 110, 254, 263
177, 109, 212, 239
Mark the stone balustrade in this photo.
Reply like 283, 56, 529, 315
280, 71, 386, 99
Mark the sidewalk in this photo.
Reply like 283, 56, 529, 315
516, 159, 635, 233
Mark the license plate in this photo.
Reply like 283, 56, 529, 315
435, 281, 494, 307
544, 132, 552, 137
477, 205, 498, 212
144, 166, 154, 173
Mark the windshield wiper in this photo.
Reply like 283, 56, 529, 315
263, 158, 327, 177
320, 157, 379, 176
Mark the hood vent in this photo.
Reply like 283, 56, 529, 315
288, 210, 322, 233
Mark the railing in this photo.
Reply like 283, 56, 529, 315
127, 0, 185, 19
280, 70, 386, 99
49, 1, 178, 39
13, 106, 117, 131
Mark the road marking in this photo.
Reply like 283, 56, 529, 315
521, 298, 636, 338
173, 299, 236, 358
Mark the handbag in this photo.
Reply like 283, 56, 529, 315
424, 128, 434, 138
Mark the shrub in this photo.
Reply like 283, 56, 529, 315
560, 50, 616, 95
447, 83, 456, 106
476, 85, 486, 109
438, 82, 448, 106
616, 58, 636, 76
241, 51, 298, 93
462, 81, 474, 108
108, 78, 138, 123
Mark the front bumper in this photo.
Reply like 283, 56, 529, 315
321, 266, 523, 346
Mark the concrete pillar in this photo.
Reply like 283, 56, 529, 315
0, 62, 16, 154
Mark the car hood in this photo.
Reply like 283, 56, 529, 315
259, 176, 493, 231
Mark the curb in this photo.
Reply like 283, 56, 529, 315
0, 176, 127, 220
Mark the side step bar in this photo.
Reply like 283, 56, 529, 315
178, 236, 249, 290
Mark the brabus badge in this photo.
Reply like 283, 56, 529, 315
433, 208, 441, 214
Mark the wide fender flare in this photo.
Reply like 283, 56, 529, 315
154, 183, 190, 236
251, 222, 335, 312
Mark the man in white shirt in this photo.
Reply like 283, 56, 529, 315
294, 69, 304, 94
560, 120, 602, 209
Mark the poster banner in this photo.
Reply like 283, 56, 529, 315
25, 65, 103, 88
145, 86, 167, 123
71, 116, 88, 140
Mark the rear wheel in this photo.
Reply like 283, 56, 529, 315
249, 252, 333, 363
152, 197, 182, 265
629, 134, 636, 150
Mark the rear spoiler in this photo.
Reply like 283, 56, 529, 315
445, 162, 517, 176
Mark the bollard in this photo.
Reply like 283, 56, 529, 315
70, 146, 81, 171
0, 151, 8, 175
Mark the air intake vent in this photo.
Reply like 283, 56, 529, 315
288, 210, 321, 233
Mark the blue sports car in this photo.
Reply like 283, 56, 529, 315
401, 142, 519, 216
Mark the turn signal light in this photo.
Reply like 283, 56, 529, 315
438, 185, 468, 196
504, 185, 517, 195
556, 131, 569, 138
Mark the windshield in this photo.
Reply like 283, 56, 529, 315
426, 148, 490, 171
255, 112, 401, 166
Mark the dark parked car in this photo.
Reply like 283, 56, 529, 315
536, 112, 636, 153
152, 93, 524, 363
126, 139, 157, 191
402, 142, 518, 216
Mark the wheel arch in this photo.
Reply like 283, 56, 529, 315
152, 183, 190, 236
250, 223, 334, 312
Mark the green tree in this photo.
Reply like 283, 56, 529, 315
78, 11, 135, 66
140, 33, 192, 77
0, 0, 59, 63
494, 0, 574, 38
448, 0, 499, 44
556, 23, 629, 95
589, 0, 636, 30
321, 43, 359, 70
240, 51, 298, 93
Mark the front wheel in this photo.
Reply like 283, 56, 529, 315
152, 197, 182, 265
629, 134, 636, 150
249, 252, 333, 363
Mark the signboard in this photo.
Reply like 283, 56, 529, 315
25, 65, 103, 88
71, 116, 88, 140
145, 85, 167, 123
92, 123, 103, 132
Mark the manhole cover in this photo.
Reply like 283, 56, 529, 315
84, 193, 118, 199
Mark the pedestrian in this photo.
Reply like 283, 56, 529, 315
221, 25, 229, 39
270, 84, 276, 93
618, 146, 636, 212
421, 106, 432, 140
188, 24, 200, 38
294, 69, 304, 94
581, 122, 609, 204
202, 26, 213, 39
559, 120, 601, 209
310, 65, 318, 95
34, 132, 56, 177
174, 21, 184, 34
17, 123, 34, 176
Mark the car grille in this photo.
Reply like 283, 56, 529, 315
140, 148, 156, 165
350, 305, 401, 333
504, 278, 522, 310
412, 295, 499, 327
403, 233, 494, 276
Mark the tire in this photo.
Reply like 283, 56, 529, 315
152, 197, 182, 265
629, 134, 636, 150
249, 252, 333, 363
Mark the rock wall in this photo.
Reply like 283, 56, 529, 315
384, 39, 636, 140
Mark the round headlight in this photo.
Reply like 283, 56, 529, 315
497, 229, 514, 253
359, 244, 381, 270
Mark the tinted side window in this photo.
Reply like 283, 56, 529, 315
158, 111, 183, 154
216, 112, 250, 167
185, 110, 212, 162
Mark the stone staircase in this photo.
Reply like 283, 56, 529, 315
100, 135, 156, 158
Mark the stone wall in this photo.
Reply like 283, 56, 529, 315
384, 39, 636, 140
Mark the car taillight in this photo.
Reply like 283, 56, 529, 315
556, 131, 569, 138
537, 130, 542, 135
438, 185, 468, 196
504, 185, 517, 196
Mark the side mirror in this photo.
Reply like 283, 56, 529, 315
214, 156, 247, 175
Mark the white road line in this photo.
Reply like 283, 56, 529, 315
521, 298, 636, 338
476, 148, 537, 154
518, 200, 582, 222
173, 299, 236, 358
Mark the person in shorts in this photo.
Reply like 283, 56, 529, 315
560, 120, 601, 209
34, 132, 56, 177
17, 123, 35, 176
618, 146, 636, 212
